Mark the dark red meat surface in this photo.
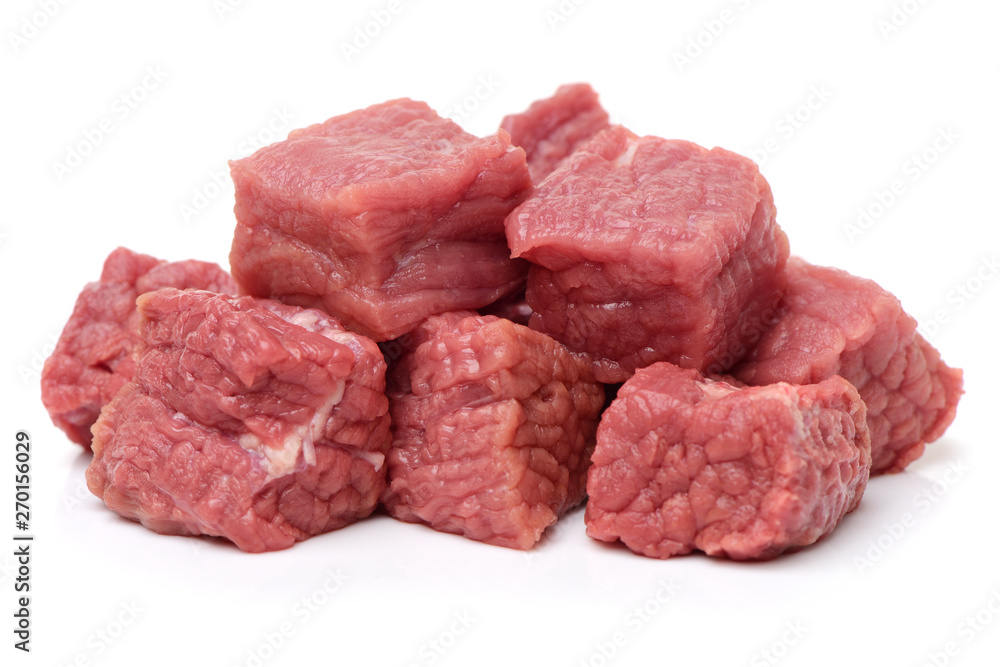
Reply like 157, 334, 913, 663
86, 289, 391, 552
506, 125, 789, 382
229, 98, 533, 342
41, 247, 237, 448
732, 257, 963, 474
383, 311, 605, 550
500, 83, 611, 183
586, 363, 870, 560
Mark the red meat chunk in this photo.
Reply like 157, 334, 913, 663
586, 363, 871, 560
229, 98, 533, 342
732, 257, 964, 474
506, 125, 789, 382
500, 83, 611, 183
41, 247, 237, 449
86, 289, 391, 552
383, 312, 605, 550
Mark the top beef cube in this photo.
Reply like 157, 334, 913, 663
500, 83, 611, 183
229, 98, 533, 342
506, 125, 789, 382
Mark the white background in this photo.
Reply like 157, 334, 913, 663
2, 1, 998, 666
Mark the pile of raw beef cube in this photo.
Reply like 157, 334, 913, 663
42, 84, 963, 559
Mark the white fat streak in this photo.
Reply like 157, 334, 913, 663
238, 379, 347, 480
237, 308, 360, 480
700, 379, 736, 399
353, 449, 385, 473
614, 137, 639, 168
287, 315, 385, 472
288, 309, 323, 330
304, 381, 346, 466
288, 309, 359, 348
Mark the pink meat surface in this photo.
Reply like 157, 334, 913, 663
586, 363, 871, 560
478, 288, 532, 327
732, 257, 964, 474
41, 247, 237, 449
506, 125, 789, 383
384, 311, 605, 550
229, 98, 533, 342
86, 289, 390, 552
500, 83, 611, 183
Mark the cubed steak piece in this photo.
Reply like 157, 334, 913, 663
86, 289, 391, 552
500, 82, 611, 183
41, 247, 237, 449
732, 257, 964, 474
384, 312, 605, 550
506, 125, 789, 382
586, 363, 871, 560
229, 98, 533, 342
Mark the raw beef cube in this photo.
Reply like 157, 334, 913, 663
500, 83, 610, 183
384, 311, 605, 550
732, 257, 964, 474
229, 98, 533, 342
86, 289, 391, 553
506, 125, 789, 382
585, 363, 870, 561
41, 247, 237, 448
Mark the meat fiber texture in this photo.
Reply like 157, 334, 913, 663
229, 98, 533, 342
732, 257, 964, 474
506, 125, 789, 383
41, 247, 237, 449
86, 288, 391, 553
384, 311, 605, 550
586, 362, 871, 561
500, 82, 611, 183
